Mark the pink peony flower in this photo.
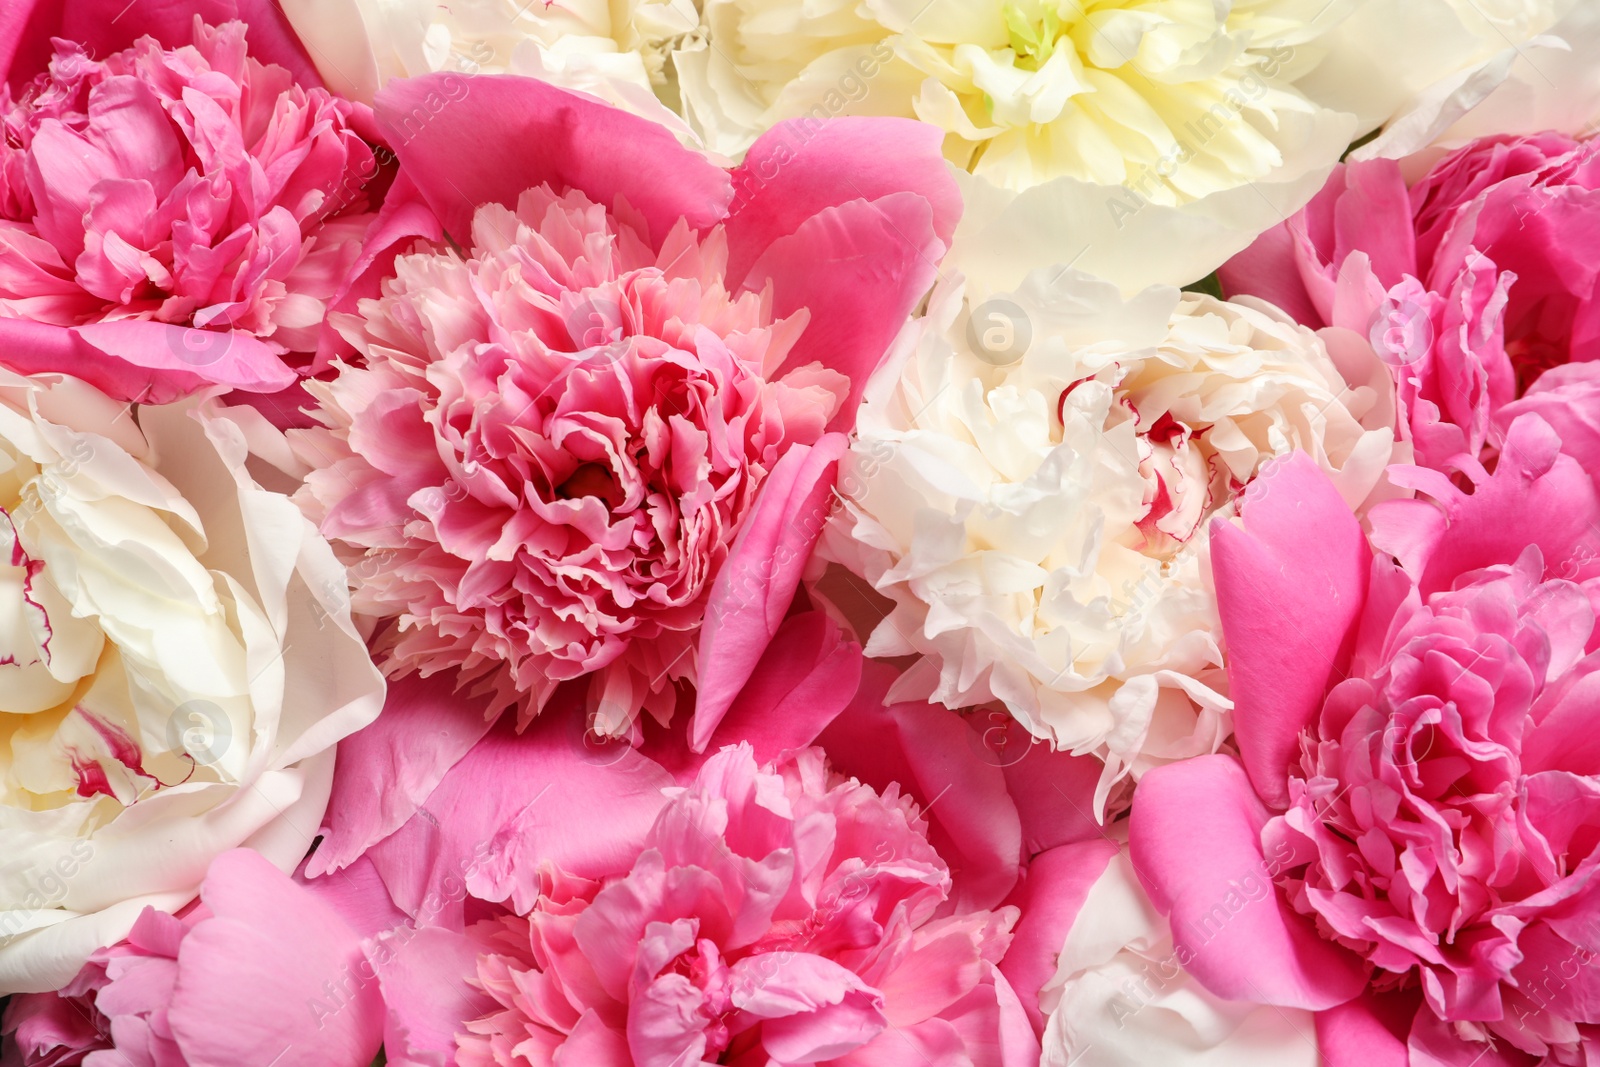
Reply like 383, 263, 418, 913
290, 74, 958, 735
0, 16, 381, 403
1220, 132, 1600, 472
1129, 417, 1600, 1065
0, 850, 390, 1067
455, 744, 1034, 1066
312, 611, 1098, 1062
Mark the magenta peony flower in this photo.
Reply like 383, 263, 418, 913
1, 850, 390, 1067
0, 17, 380, 403
290, 74, 958, 735
1220, 132, 1600, 472
1129, 418, 1600, 1065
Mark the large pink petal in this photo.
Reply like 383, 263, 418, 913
307, 672, 497, 878
295, 855, 406, 943
819, 663, 1024, 912
1129, 755, 1366, 1010
692, 434, 847, 749
363, 693, 673, 922
982, 714, 1105, 854
75, 320, 297, 398
0, 318, 292, 405
743, 195, 942, 432
374, 926, 496, 1067
725, 117, 960, 286
167, 850, 383, 1067
373, 74, 732, 250
698, 610, 863, 764
1316, 992, 1415, 1067
997, 840, 1119, 1035
1210, 452, 1370, 808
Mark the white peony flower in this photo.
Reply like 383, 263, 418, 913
0, 371, 383, 992
279, 0, 700, 135
821, 268, 1399, 804
1041, 846, 1317, 1067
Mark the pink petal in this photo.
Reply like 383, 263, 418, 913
307, 673, 498, 878
373, 74, 732, 250
5, 1, 322, 88
742, 195, 943, 432
74, 320, 297, 398
363, 694, 673, 922
997, 840, 1119, 1034
692, 434, 847, 749
731, 953, 887, 1063
1316, 992, 1415, 1067
373, 926, 496, 1067
1129, 755, 1366, 1010
697, 609, 863, 765
167, 850, 383, 1067
725, 117, 960, 287
1210, 452, 1370, 808
818, 662, 1023, 912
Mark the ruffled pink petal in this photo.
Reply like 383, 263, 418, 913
1210, 452, 1371, 808
730, 953, 887, 1063
363, 698, 673, 922
692, 434, 848, 749
4, 0, 321, 88
1129, 755, 1366, 1010
373, 74, 732, 250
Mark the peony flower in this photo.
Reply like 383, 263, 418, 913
1038, 840, 1318, 1067
1130, 420, 1600, 1064
676, 0, 1369, 293
821, 265, 1399, 803
279, 0, 700, 135
354, 719, 1043, 1067
1221, 130, 1600, 473
449, 744, 1036, 1067
686, 0, 1326, 196
0, 17, 382, 405
311, 607, 1105, 1057
289, 74, 958, 736
1, 849, 391, 1067
0, 367, 383, 992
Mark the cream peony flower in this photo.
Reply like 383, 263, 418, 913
279, 0, 699, 133
1040, 846, 1317, 1067
0, 371, 383, 992
821, 268, 1399, 804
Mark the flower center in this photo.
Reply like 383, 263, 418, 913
1003, 2, 1067, 71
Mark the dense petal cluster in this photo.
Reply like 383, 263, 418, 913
1223, 131, 1600, 470
825, 266, 1398, 798
455, 744, 1036, 1066
0, 19, 379, 402
1132, 419, 1600, 1064
293, 186, 844, 726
